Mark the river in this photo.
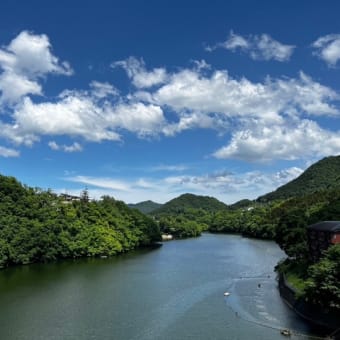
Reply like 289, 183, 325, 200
0, 233, 321, 339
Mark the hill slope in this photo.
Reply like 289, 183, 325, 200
0, 174, 160, 267
152, 193, 227, 215
128, 200, 163, 214
258, 155, 340, 202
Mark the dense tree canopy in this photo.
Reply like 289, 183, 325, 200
304, 245, 340, 309
258, 155, 340, 202
0, 174, 161, 268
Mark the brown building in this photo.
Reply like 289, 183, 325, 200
307, 221, 340, 262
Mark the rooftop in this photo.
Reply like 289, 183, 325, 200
307, 221, 340, 232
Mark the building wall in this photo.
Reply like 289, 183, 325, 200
331, 233, 340, 244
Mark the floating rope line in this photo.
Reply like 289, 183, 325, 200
225, 295, 332, 339
224, 274, 335, 339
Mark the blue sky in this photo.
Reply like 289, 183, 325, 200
1, 0, 340, 204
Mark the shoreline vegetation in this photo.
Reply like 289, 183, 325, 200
1, 155, 340, 331
0, 174, 161, 269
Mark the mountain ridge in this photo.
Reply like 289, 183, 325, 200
128, 200, 163, 214
257, 155, 340, 202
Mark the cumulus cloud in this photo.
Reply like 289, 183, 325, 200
48, 141, 83, 152
112, 57, 168, 88
312, 34, 340, 67
149, 69, 338, 121
213, 119, 340, 162
0, 145, 19, 157
0, 31, 72, 104
207, 31, 295, 62
1, 89, 166, 145
0, 30, 339, 166
12, 95, 121, 143
107, 102, 166, 137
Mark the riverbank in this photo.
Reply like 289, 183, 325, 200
278, 273, 340, 334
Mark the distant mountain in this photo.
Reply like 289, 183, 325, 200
258, 155, 340, 202
128, 200, 163, 214
229, 199, 254, 210
151, 193, 227, 215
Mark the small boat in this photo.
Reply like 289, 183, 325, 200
280, 329, 291, 336
224, 292, 230, 296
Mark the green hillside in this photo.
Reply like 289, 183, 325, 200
152, 193, 227, 215
128, 200, 163, 214
229, 199, 254, 210
151, 193, 228, 238
0, 174, 160, 268
258, 155, 340, 202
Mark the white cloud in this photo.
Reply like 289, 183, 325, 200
90, 81, 118, 98
12, 95, 121, 143
312, 34, 340, 67
4, 90, 167, 145
151, 164, 188, 172
48, 141, 83, 152
112, 57, 168, 88
150, 69, 338, 123
66, 175, 131, 192
191, 59, 212, 71
207, 31, 295, 62
206, 30, 249, 51
0, 35, 339, 166
0, 145, 19, 157
62, 166, 304, 204
213, 119, 340, 162
163, 167, 303, 197
0, 31, 72, 104
0, 71, 42, 103
48, 141, 59, 150
107, 102, 166, 137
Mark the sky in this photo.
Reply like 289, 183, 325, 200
0, 0, 340, 204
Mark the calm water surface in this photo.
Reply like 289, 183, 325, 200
0, 234, 319, 339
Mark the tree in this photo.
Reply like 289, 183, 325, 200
304, 245, 340, 310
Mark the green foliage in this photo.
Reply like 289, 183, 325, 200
151, 193, 228, 238
258, 155, 340, 202
158, 210, 208, 238
209, 204, 277, 239
272, 187, 340, 311
229, 199, 254, 210
0, 174, 161, 268
128, 200, 163, 214
304, 245, 340, 309
152, 193, 228, 215
273, 188, 340, 259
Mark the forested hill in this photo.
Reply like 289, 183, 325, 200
151, 193, 227, 215
128, 200, 163, 214
149, 193, 228, 238
0, 174, 160, 268
257, 155, 340, 202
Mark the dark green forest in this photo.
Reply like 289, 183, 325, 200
258, 155, 340, 202
151, 193, 227, 238
0, 174, 160, 268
